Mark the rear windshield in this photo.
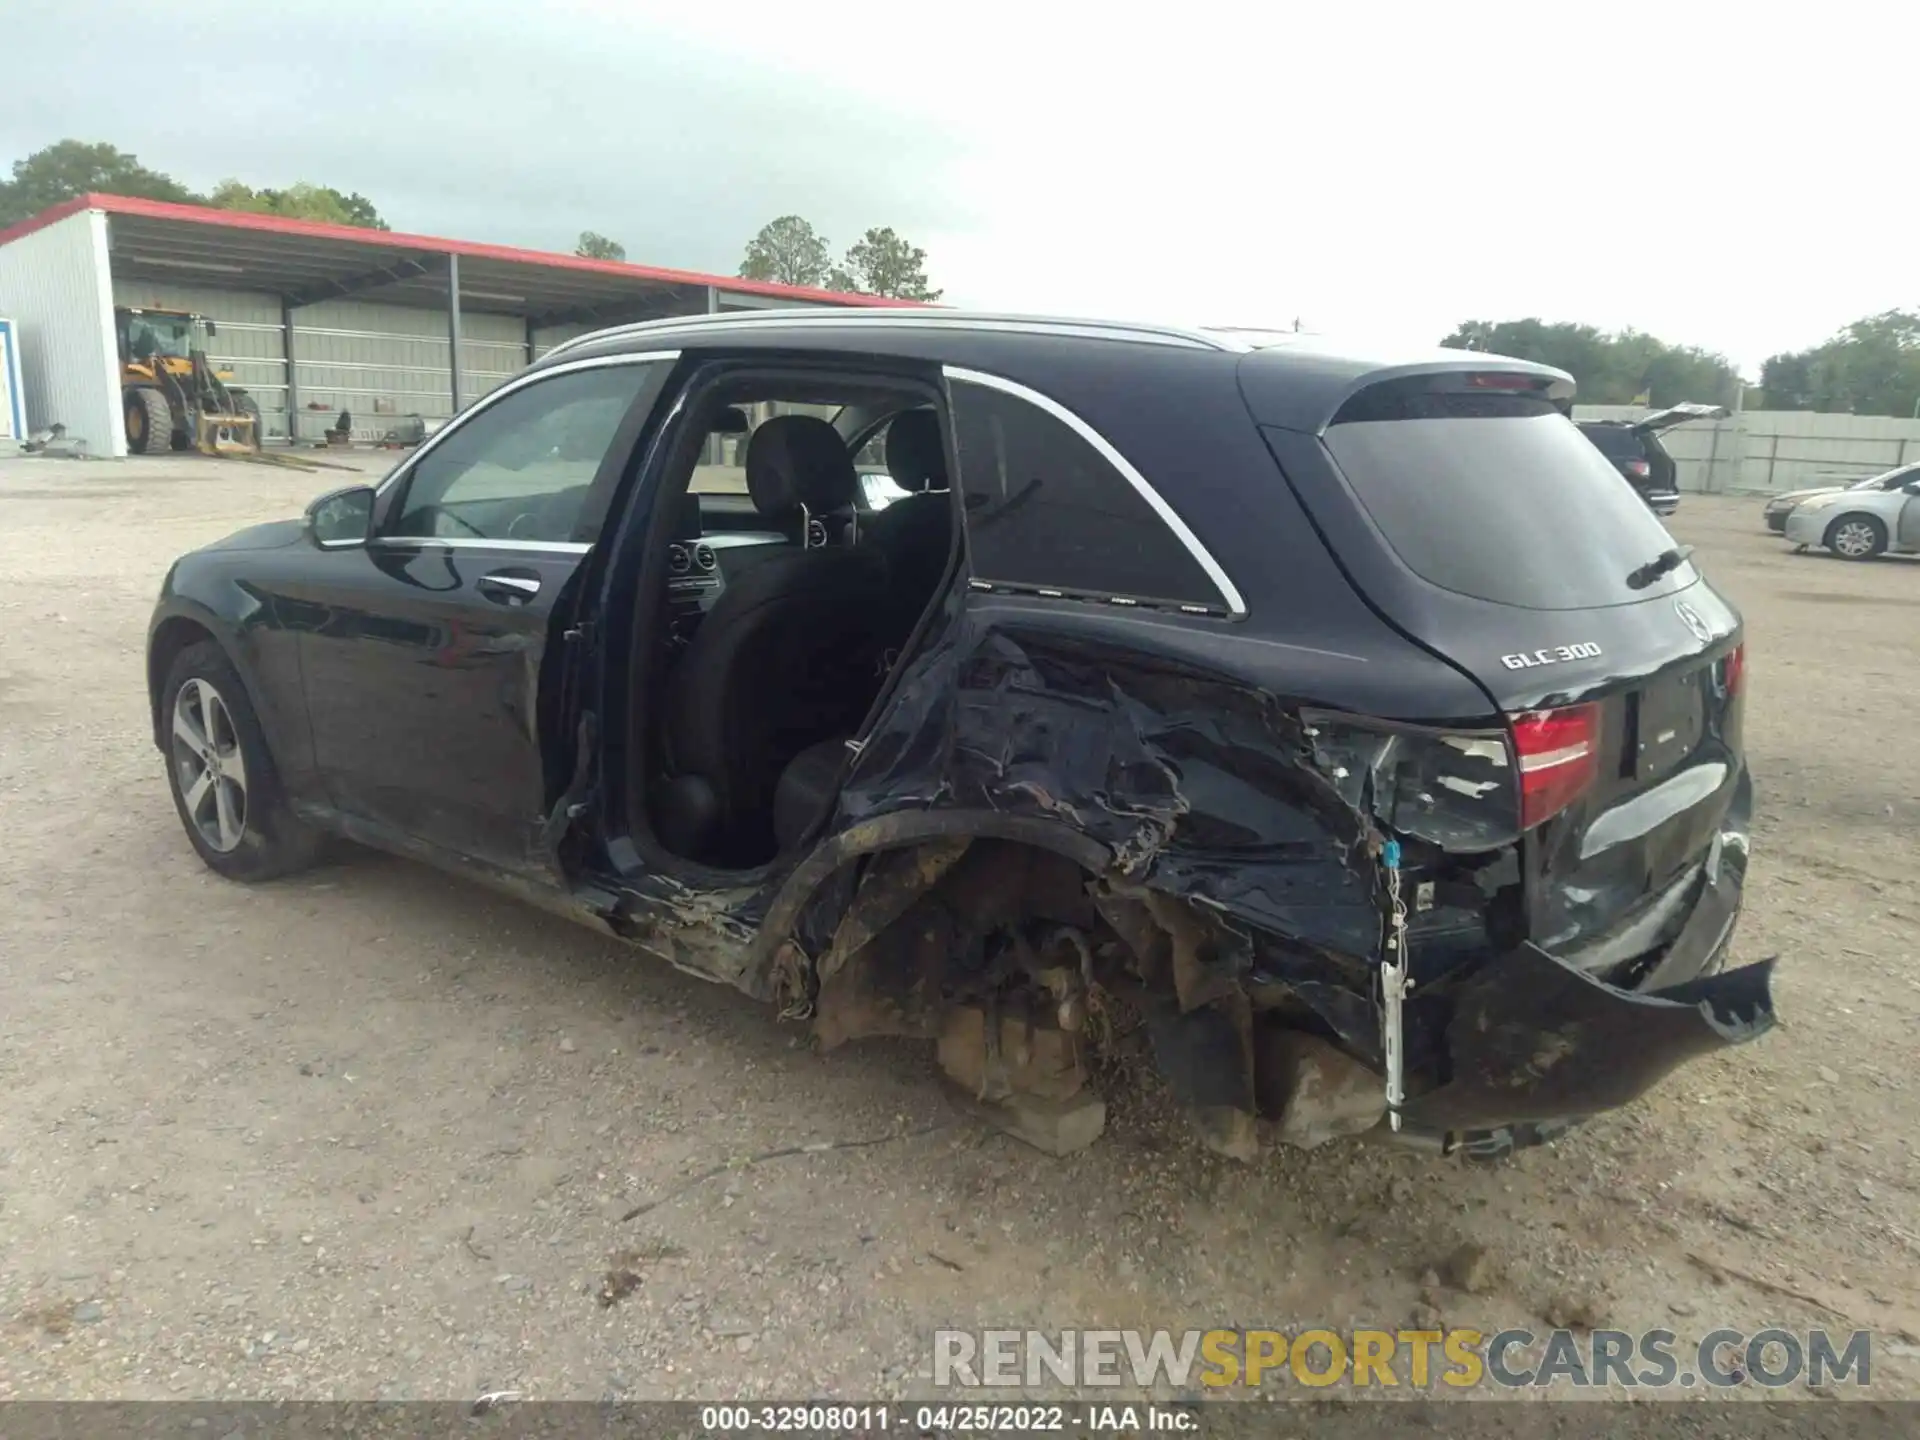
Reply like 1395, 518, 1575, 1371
1324, 394, 1694, 610
1577, 423, 1645, 459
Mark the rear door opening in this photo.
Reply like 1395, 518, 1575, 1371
1257, 371, 1746, 965
593, 361, 960, 880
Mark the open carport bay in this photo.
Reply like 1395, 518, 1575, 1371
1, 458, 1916, 1402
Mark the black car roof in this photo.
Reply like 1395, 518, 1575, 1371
539, 310, 1574, 435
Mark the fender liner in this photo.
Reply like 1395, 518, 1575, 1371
738, 810, 1114, 999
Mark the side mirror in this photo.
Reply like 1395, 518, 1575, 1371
305, 485, 375, 548
1904, 481, 1920, 495
203, 319, 218, 338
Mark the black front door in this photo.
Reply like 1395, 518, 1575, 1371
295, 355, 672, 877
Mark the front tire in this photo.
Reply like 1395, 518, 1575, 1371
161, 641, 319, 881
1826, 512, 1887, 561
125, 388, 171, 455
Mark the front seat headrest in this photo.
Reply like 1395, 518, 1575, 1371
746, 415, 859, 518
885, 409, 947, 493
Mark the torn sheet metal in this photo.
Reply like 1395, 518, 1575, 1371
598, 603, 1765, 1160
835, 624, 1384, 960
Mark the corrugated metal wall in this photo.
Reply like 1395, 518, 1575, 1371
111, 277, 288, 439
530, 322, 598, 361
106, 282, 535, 443
288, 299, 525, 441
0, 210, 121, 455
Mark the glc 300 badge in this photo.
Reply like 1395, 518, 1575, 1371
1501, 643, 1603, 670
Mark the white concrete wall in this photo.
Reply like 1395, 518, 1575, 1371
1575, 404, 1920, 495
0, 209, 122, 456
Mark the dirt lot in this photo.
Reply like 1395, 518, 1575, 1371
1, 453, 1916, 1405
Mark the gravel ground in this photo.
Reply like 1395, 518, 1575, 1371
1, 453, 1916, 1406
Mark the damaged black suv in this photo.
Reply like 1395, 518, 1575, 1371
146, 311, 1774, 1162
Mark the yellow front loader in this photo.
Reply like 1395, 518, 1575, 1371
117, 307, 262, 455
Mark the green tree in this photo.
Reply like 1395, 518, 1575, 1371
830, 226, 942, 301
1760, 310, 1920, 415
739, 215, 832, 288
0, 139, 200, 227
1756, 350, 1816, 411
332, 191, 388, 229
575, 230, 626, 261
1441, 318, 1739, 407
210, 180, 389, 229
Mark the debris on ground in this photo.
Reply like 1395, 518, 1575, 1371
1442, 1242, 1497, 1295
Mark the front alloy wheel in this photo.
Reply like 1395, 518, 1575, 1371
171, 677, 249, 852
160, 639, 320, 880
1828, 515, 1886, 560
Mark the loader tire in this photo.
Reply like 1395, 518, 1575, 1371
125, 387, 172, 455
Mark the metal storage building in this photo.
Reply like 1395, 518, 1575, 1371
0, 194, 900, 457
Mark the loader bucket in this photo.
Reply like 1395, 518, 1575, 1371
195, 411, 258, 456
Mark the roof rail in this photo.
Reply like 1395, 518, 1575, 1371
540, 309, 1250, 361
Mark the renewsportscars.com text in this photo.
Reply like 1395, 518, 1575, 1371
933, 1326, 1874, 1391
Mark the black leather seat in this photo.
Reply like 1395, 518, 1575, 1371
864, 409, 954, 633
772, 737, 847, 852
656, 415, 890, 865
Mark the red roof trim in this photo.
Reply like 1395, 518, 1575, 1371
0, 194, 95, 250
0, 193, 925, 309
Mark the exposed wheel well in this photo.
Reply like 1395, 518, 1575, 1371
148, 617, 218, 746
782, 833, 1374, 1162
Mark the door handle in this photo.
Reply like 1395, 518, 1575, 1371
478, 571, 541, 602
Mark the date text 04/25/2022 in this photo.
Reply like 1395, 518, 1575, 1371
697, 1403, 1195, 1432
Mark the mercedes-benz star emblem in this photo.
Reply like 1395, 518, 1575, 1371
1674, 600, 1711, 644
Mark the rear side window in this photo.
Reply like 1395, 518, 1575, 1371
1321, 393, 1692, 610
950, 378, 1223, 609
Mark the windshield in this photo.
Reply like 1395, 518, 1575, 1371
1853, 466, 1918, 491
126, 313, 197, 359
861, 469, 910, 510
1322, 394, 1695, 610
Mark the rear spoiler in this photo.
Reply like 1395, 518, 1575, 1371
1327, 369, 1578, 428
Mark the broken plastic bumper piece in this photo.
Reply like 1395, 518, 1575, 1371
1398, 941, 1776, 1135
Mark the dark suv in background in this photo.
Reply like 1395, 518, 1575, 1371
1578, 402, 1730, 515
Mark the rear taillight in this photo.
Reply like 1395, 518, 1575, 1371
1721, 643, 1745, 698
1625, 459, 1651, 478
1510, 703, 1600, 828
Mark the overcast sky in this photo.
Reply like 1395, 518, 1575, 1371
4, 1, 1912, 375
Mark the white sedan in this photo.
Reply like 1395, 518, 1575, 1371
1762, 461, 1920, 533
1783, 472, 1920, 559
